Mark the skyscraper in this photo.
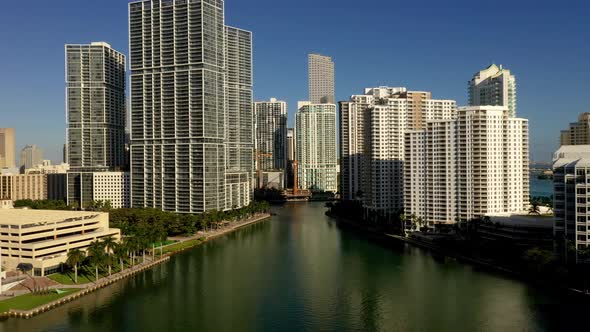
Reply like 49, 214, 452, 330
469, 64, 517, 117
308, 54, 335, 104
339, 87, 456, 212
295, 102, 338, 193
65, 42, 126, 170
254, 98, 287, 171
405, 106, 529, 224
0, 128, 16, 169
560, 113, 590, 146
19, 145, 44, 172
286, 128, 295, 188
65, 42, 126, 208
129, 0, 253, 213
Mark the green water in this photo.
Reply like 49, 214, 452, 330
0, 203, 579, 331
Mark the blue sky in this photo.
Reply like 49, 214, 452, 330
0, 0, 589, 163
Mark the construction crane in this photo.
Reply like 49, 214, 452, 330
256, 151, 273, 189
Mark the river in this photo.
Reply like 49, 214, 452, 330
0, 202, 582, 331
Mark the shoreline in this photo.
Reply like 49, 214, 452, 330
326, 211, 590, 299
0, 213, 272, 320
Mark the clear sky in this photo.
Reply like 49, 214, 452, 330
0, 0, 588, 163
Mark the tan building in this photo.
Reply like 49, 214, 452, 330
0, 128, 16, 169
0, 174, 47, 201
0, 208, 120, 276
560, 112, 590, 146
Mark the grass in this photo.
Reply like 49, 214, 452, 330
161, 238, 205, 254
0, 289, 79, 313
48, 264, 126, 286
152, 240, 177, 247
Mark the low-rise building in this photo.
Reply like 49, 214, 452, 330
479, 214, 554, 249
67, 171, 130, 209
0, 208, 120, 276
0, 174, 47, 201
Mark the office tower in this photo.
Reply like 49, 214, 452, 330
295, 102, 337, 192
20, 145, 44, 172
405, 106, 529, 224
254, 98, 288, 171
66, 42, 126, 170
129, 0, 253, 213
339, 87, 457, 212
560, 113, 590, 145
469, 64, 517, 117
286, 128, 295, 188
553, 145, 590, 263
308, 54, 335, 104
0, 128, 16, 169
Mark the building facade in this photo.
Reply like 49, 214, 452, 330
19, 145, 44, 172
469, 64, 517, 117
129, 0, 253, 213
339, 87, 457, 212
25, 160, 70, 175
254, 98, 287, 171
0, 209, 120, 276
308, 54, 335, 104
295, 102, 337, 192
67, 171, 130, 209
66, 42, 126, 170
553, 145, 590, 263
286, 128, 295, 188
0, 128, 16, 169
560, 112, 590, 146
0, 174, 47, 201
405, 106, 530, 224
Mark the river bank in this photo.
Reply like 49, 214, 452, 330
325, 211, 590, 299
0, 213, 272, 319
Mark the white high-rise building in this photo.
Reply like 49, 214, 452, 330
469, 64, 517, 117
405, 106, 529, 224
129, 0, 253, 213
295, 102, 337, 193
309, 54, 335, 104
339, 87, 456, 212
553, 145, 590, 263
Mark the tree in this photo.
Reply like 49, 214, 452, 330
101, 236, 117, 276
66, 249, 86, 284
528, 201, 541, 215
114, 242, 127, 273
87, 241, 106, 282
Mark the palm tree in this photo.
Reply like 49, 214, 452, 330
101, 236, 117, 276
66, 249, 86, 284
87, 241, 105, 282
114, 242, 127, 273
528, 201, 541, 215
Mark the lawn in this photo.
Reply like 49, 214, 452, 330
0, 289, 79, 313
48, 264, 126, 285
161, 238, 204, 254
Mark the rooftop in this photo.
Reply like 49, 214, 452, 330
486, 213, 554, 228
0, 209, 105, 226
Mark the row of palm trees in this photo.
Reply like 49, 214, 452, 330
66, 235, 158, 284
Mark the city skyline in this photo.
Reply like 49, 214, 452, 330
0, 0, 589, 163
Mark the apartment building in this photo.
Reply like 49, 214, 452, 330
295, 102, 338, 193
254, 98, 288, 171
0, 174, 47, 201
553, 145, 590, 263
560, 112, 590, 146
129, 0, 253, 213
339, 87, 456, 212
0, 208, 120, 276
405, 106, 529, 224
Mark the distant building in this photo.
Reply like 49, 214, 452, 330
340, 87, 456, 212
478, 214, 553, 249
309, 54, 335, 104
67, 171, 130, 209
261, 171, 285, 190
0, 174, 47, 201
560, 112, 590, 146
25, 160, 69, 174
295, 102, 338, 193
254, 98, 288, 171
0, 128, 16, 169
405, 106, 529, 224
19, 145, 43, 172
469, 64, 517, 117
286, 128, 295, 188
553, 145, 590, 263
0, 209, 120, 276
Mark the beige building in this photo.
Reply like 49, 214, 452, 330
560, 112, 590, 146
0, 174, 47, 201
309, 54, 335, 104
0, 128, 16, 169
0, 208, 120, 276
